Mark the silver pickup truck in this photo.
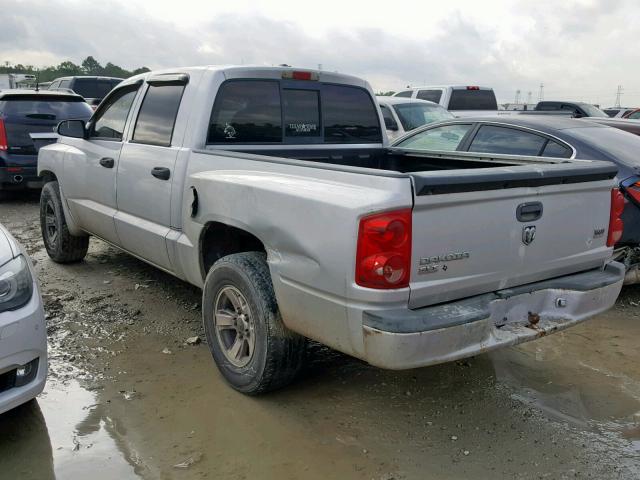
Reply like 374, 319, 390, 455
37, 66, 625, 394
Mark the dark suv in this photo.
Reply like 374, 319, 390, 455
48, 76, 123, 107
0, 90, 92, 192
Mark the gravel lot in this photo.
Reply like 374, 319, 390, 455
1, 193, 639, 479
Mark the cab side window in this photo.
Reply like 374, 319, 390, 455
395, 91, 413, 98
90, 88, 138, 140
132, 84, 186, 146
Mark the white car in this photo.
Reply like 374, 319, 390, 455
377, 96, 453, 141
0, 223, 47, 414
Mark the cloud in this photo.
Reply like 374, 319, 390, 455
1, 0, 639, 105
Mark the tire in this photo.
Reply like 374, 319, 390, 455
202, 252, 306, 394
40, 181, 89, 263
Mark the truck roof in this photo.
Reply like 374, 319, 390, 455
122, 65, 369, 90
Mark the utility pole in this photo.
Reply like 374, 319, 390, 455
538, 83, 544, 102
317, 63, 322, 71
514, 90, 521, 104
615, 85, 623, 108
527, 91, 532, 104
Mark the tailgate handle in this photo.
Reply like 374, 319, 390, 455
517, 202, 543, 222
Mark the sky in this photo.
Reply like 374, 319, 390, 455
2, 0, 639, 106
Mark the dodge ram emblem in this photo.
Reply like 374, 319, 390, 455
522, 225, 536, 245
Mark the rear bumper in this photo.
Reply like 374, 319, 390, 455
0, 166, 42, 190
362, 262, 624, 369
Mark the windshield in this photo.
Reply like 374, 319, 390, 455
567, 126, 640, 168
579, 103, 609, 118
392, 103, 453, 131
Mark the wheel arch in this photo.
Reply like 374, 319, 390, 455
199, 221, 267, 281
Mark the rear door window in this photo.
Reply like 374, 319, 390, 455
416, 89, 442, 103
468, 125, 547, 155
132, 84, 186, 146
448, 89, 498, 110
396, 124, 472, 151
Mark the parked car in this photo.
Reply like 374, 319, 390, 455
377, 96, 453, 141
48, 76, 123, 108
0, 90, 93, 193
392, 115, 640, 281
603, 107, 635, 118
0, 223, 47, 414
38, 66, 623, 394
623, 108, 640, 120
533, 101, 609, 118
392, 85, 512, 117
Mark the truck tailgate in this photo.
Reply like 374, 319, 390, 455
408, 161, 617, 309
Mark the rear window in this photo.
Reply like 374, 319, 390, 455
322, 84, 381, 143
208, 80, 282, 143
283, 89, 320, 137
207, 80, 382, 144
0, 97, 92, 154
72, 78, 121, 99
416, 90, 442, 103
0, 97, 93, 119
448, 89, 497, 111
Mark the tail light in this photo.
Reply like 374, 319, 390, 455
356, 209, 412, 289
282, 71, 318, 81
607, 188, 625, 247
0, 119, 7, 151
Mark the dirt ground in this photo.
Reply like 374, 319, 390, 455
0, 193, 639, 480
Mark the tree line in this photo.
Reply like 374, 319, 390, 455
0, 56, 150, 82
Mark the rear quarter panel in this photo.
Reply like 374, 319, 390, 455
177, 151, 413, 357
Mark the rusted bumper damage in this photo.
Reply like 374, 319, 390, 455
362, 262, 624, 370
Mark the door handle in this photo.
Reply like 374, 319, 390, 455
99, 157, 115, 168
151, 167, 171, 180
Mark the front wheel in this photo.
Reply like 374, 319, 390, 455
40, 181, 89, 263
202, 252, 306, 394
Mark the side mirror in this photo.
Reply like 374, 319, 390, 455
384, 117, 399, 131
57, 120, 87, 139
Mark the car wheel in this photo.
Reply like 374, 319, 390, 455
40, 181, 89, 263
202, 252, 306, 394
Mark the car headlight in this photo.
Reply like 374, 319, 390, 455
0, 255, 33, 313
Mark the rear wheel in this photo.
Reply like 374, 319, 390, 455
202, 252, 306, 394
40, 181, 89, 263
